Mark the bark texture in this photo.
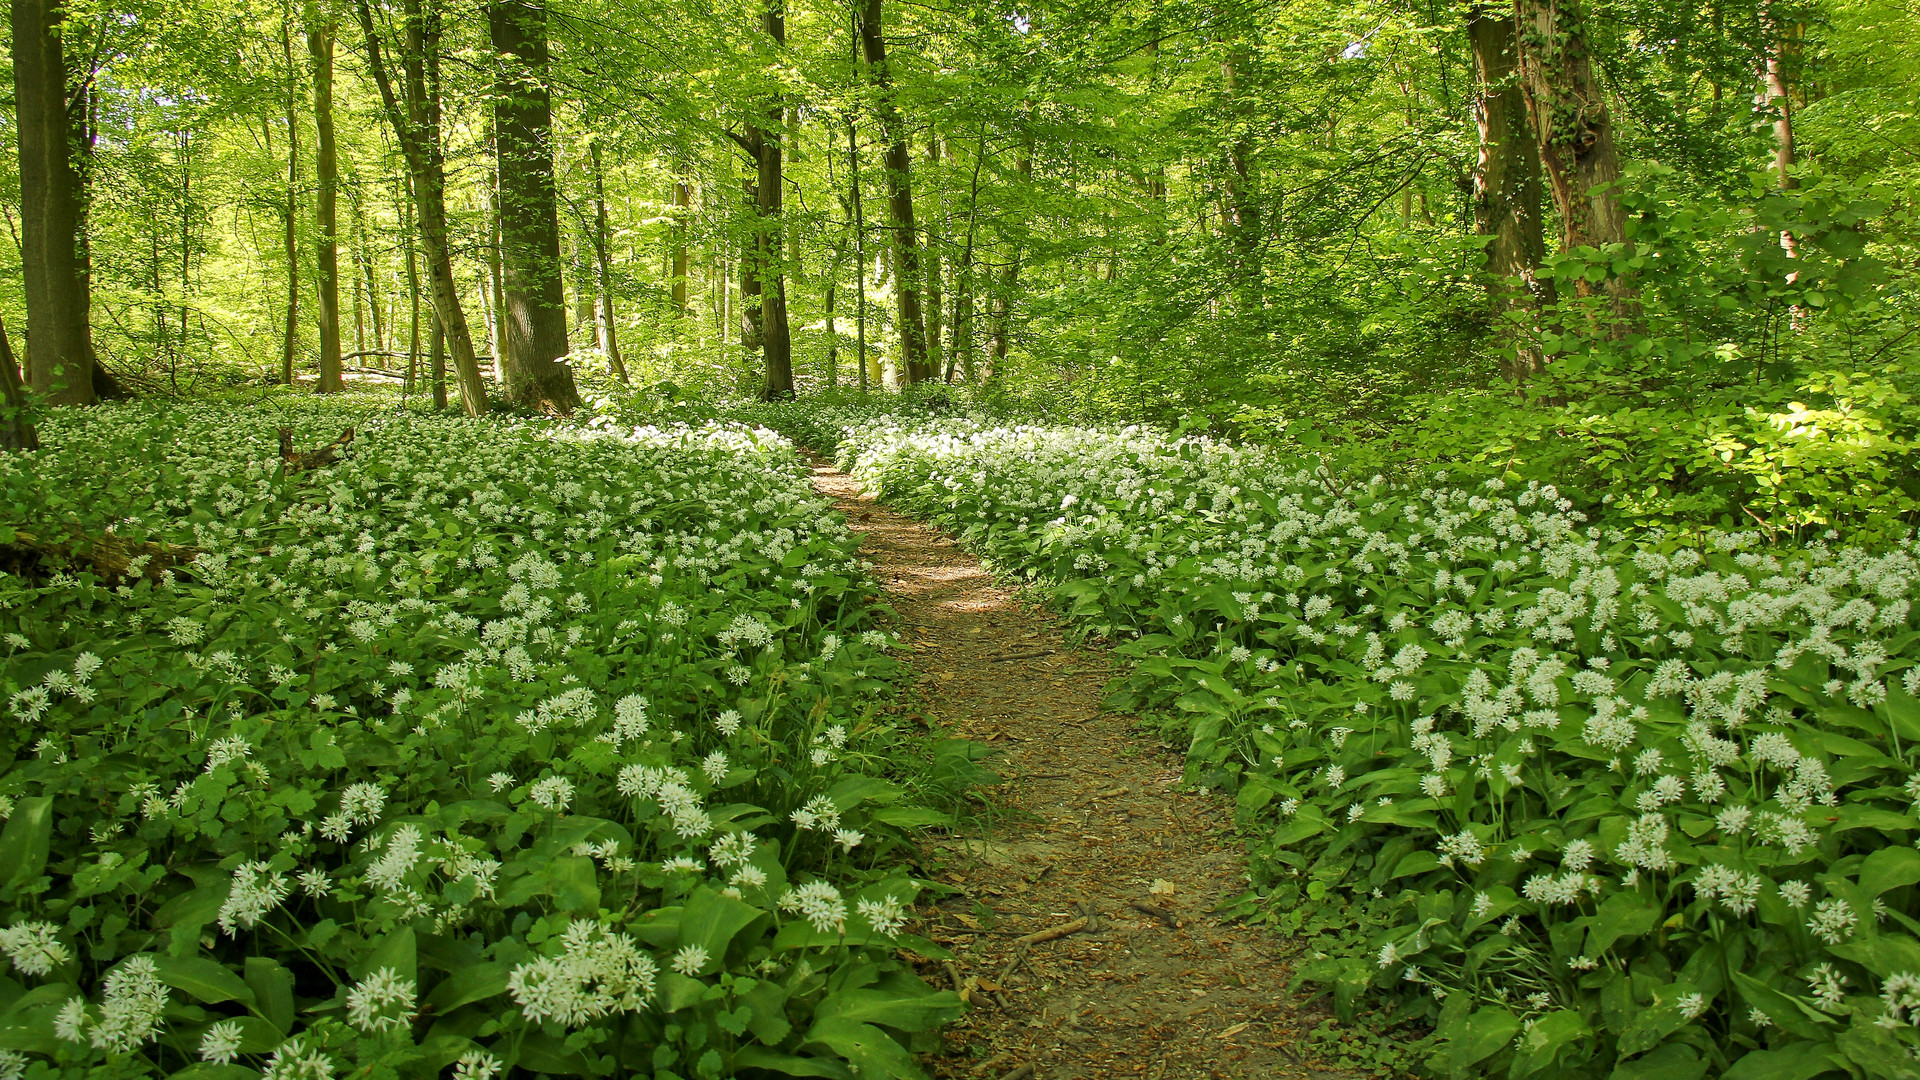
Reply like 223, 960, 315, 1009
1469, 2, 1552, 378
858, 0, 933, 384
307, 10, 345, 393
12, 0, 94, 404
487, 0, 579, 414
352, 0, 490, 415
1513, 0, 1635, 323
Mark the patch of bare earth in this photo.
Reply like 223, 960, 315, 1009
811, 462, 1349, 1080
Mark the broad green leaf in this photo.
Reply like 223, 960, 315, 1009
152, 955, 255, 1006
0, 797, 54, 893
1721, 1040, 1844, 1080
811, 987, 964, 1033
802, 1018, 922, 1080
423, 962, 510, 1015
679, 886, 771, 971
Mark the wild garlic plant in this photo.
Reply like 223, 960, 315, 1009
837, 415, 1920, 1079
0, 403, 960, 1079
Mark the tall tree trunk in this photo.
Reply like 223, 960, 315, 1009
1513, 0, 1634, 325
401, 176, 421, 391
1469, 2, 1552, 379
587, 139, 626, 381
671, 177, 691, 318
857, 0, 932, 383
352, 0, 489, 414
1222, 44, 1260, 301
953, 134, 985, 384
280, 13, 300, 385
846, 109, 868, 393
354, 194, 383, 354
487, 0, 578, 414
924, 131, 945, 369
12, 0, 95, 404
307, 7, 344, 393
752, 0, 793, 400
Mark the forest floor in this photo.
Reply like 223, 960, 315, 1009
810, 461, 1352, 1080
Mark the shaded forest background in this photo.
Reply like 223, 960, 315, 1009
4, 0, 1919, 532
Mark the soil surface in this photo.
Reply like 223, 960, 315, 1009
811, 462, 1348, 1080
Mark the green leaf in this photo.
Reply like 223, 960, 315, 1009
1587, 890, 1662, 956
811, 987, 964, 1033
152, 955, 255, 1006
730, 1046, 855, 1079
1859, 846, 1920, 897
802, 1018, 923, 1080
423, 962, 510, 1015
870, 806, 950, 829
828, 775, 903, 810
678, 886, 770, 972
1609, 1043, 1706, 1080
1435, 1006, 1519, 1077
1729, 971, 1835, 1040
0, 797, 53, 893
1509, 1010, 1589, 1078
359, 927, 417, 983
1721, 1040, 1844, 1080
515, 1031, 595, 1076
168, 1066, 262, 1080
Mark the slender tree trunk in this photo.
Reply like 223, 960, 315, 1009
429, 318, 447, 410
1513, 0, 1635, 326
924, 131, 945, 369
280, 14, 301, 385
857, 0, 932, 383
487, 0, 578, 413
824, 240, 841, 388
1222, 45, 1260, 301
354, 195, 383, 354
988, 150, 1032, 377
671, 177, 691, 318
846, 110, 868, 393
1760, 0, 1802, 311
587, 139, 626, 381
752, 0, 793, 399
401, 177, 421, 391
953, 134, 985, 384
0, 319, 39, 449
352, 0, 488, 414
1469, 2, 1552, 379
12, 0, 95, 403
485, 177, 506, 379
307, 7, 344, 392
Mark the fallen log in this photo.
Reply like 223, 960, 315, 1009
2, 527, 196, 583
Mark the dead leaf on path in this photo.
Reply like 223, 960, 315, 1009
1149, 879, 1176, 895
1216, 1022, 1250, 1039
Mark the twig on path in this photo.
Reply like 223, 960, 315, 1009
1013, 916, 1088, 946
997, 942, 1030, 983
1000, 1064, 1036, 1080
1130, 901, 1182, 928
989, 650, 1053, 662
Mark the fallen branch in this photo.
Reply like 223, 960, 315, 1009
1012, 916, 1087, 947
989, 649, 1053, 663
1129, 901, 1182, 929
279, 426, 355, 472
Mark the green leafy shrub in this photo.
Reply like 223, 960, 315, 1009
0, 403, 960, 1079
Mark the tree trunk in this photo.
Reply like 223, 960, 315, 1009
671, 177, 691, 318
352, 0, 489, 415
924, 131, 945, 368
487, 0, 579, 414
429, 318, 447, 410
354, 196, 383, 355
588, 139, 626, 381
0, 320, 39, 450
953, 134, 985, 384
846, 110, 868, 393
1222, 45, 1260, 300
307, 7, 344, 393
401, 177, 422, 391
12, 0, 95, 404
988, 150, 1032, 377
751, 0, 793, 400
857, 0, 932, 383
1469, 2, 1552, 379
1513, 0, 1634, 324
280, 14, 300, 385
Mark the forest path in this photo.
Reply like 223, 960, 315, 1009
810, 461, 1345, 1080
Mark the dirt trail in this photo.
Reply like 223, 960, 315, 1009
812, 462, 1343, 1080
